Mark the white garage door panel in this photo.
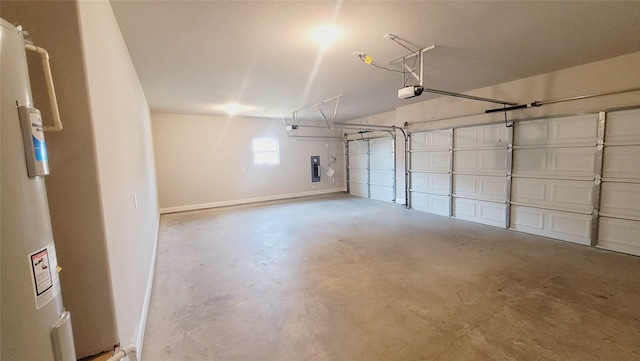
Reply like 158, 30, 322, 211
605, 108, 640, 143
411, 193, 450, 216
348, 140, 368, 199
349, 183, 368, 198
370, 153, 394, 169
511, 205, 592, 245
600, 182, 640, 218
597, 217, 640, 256
515, 114, 598, 146
348, 141, 367, 154
369, 138, 393, 152
411, 151, 451, 172
348, 154, 368, 168
370, 184, 394, 202
411, 130, 451, 150
410, 173, 450, 195
602, 145, 640, 179
511, 178, 593, 213
596, 109, 640, 255
455, 124, 508, 148
370, 169, 394, 187
453, 198, 506, 228
513, 147, 597, 178
405, 110, 639, 255
454, 150, 508, 175
453, 175, 507, 202
348, 138, 394, 202
348, 168, 368, 183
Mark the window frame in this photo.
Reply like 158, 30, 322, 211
252, 137, 280, 165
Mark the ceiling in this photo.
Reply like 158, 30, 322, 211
110, 1, 640, 123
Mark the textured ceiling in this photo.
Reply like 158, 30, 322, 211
110, 1, 640, 122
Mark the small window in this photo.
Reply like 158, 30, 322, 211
252, 138, 280, 165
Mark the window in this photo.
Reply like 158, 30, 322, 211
252, 138, 280, 165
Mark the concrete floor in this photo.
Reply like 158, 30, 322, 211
142, 194, 640, 361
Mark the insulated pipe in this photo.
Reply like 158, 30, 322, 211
24, 44, 63, 131
106, 344, 137, 361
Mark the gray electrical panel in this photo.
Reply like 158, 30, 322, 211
311, 156, 320, 182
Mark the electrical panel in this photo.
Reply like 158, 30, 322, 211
311, 156, 320, 182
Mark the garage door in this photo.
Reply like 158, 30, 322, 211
510, 114, 599, 245
347, 140, 369, 198
407, 108, 639, 255
452, 124, 510, 228
369, 137, 395, 202
347, 137, 395, 202
409, 129, 452, 216
597, 108, 640, 256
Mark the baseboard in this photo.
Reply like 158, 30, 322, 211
159, 188, 347, 214
133, 212, 160, 360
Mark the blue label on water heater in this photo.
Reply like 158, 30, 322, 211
33, 135, 48, 162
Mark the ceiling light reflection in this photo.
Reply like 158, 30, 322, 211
314, 26, 339, 49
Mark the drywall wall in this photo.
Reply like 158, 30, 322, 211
152, 113, 345, 212
77, 0, 159, 356
1, 1, 118, 357
346, 51, 640, 204
2, 1, 160, 358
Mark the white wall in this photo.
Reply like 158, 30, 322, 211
78, 0, 159, 356
347, 51, 640, 203
152, 113, 345, 212
2, 1, 159, 358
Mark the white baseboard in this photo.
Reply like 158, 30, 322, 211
133, 213, 160, 360
159, 188, 347, 214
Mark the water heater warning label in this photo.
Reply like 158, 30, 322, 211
29, 243, 61, 309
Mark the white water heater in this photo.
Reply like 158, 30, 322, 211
1, 18, 76, 361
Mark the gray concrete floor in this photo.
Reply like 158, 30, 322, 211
142, 194, 640, 361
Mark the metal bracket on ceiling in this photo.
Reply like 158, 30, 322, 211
387, 36, 436, 88
383, 34, 517, 106
288, 93, 398, 135
288, 94, 343, 131
311, 94, 343, 130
